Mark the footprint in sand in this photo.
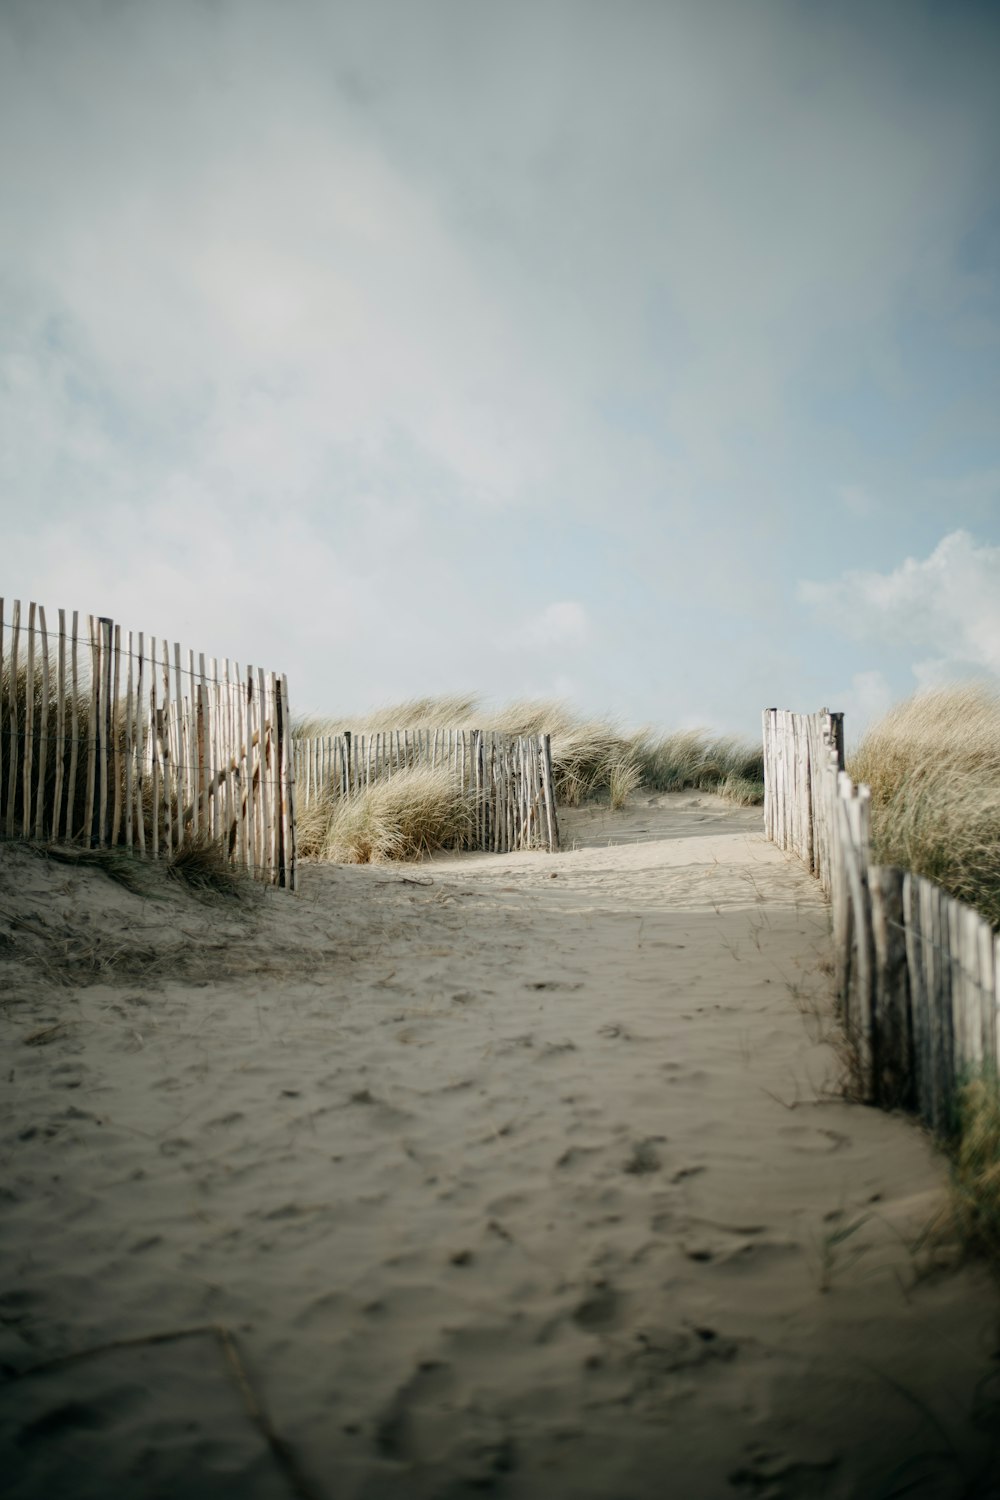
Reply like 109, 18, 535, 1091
373, 1359, 517, 1481
572, 1279, 623, 1331
623, 1138, 666, 1175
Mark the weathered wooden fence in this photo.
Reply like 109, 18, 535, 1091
1, 598, 296, 888
763, 707, 999, 1129
294, 728, 559, 853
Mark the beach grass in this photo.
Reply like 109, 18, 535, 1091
167, 835, 251, 899
848, 684, 1000, 927
950, 1072, 1000, 1268
295, 695, 764, 816
0, 658, 91, 836
297, 764, 475, 864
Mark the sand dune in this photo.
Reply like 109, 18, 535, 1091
2, 793, 998, 1499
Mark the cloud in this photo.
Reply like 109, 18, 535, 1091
1, 1, 998, 734
507, 602, 589, 652
798, 530, 1000, 679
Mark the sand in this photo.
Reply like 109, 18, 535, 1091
2, 792, 999, 1500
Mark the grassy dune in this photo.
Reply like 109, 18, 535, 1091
294, 695, 764, 862
848, 683, 1000, 928
298, 695, 764, 805
297, 765, 475, 864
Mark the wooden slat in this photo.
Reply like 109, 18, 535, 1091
258, 668, 273, 876
95, 617, 112, 845
978, 916, 996, 1075
159, 639, 173, 854
0, 598, 4, 831
65, 613, 81, 842
22, 601, 36, 838
279, 672, 296, 890
150, 638, 161, 859
221, 660, 235, 860
541, 733, 558, 851
921, 879, 950, 1135
110, 624, 123, 846
135, 634, 146, 855
244, 668, 258, 873
33, 606, 51, 839
198, 652, 210, 839
869, 865, 911, 1108
904, 873, 933, 1128
233, 662, 248, 870
52, 609, 67, 840
83, 618, 99, 847
123, 630, 134, 850
4, 601, 20, 837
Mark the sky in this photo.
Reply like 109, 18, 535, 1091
1, 0, 999, 743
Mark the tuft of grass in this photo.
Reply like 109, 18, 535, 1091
950, 1073, 1000, 1266
167, 836, 250, 899
35, 843, 154, 895
608, 753, 643, 811
848, 684, 1000, 927
300, 766, 475, 864
633, 728, 764, 797
717, 773, 765, 807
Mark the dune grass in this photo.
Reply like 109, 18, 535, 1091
167, 836, 252, 899
1, 658, 256, 897
295, 695, 764, 814
297, 765, 475, 864
848, 684, 1000, 928
950, 1073, 1000, 1268
633, 728, 765, 801
0, 659, 91, 836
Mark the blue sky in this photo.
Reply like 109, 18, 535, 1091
1, 0, 998, 743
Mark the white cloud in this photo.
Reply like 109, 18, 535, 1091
799, 530, 1000, 679
1, 1, 998, 734
508, 602, 589, 651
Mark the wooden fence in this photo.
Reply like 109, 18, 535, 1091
1, 598, 296, 888
294, 728, 559, 853
763, 707, 999, 1129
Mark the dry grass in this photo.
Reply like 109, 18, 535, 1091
608, 754, 644, 811
950, 1073, 1000, 1268
168, 836, 252, 900
848, 684, 1000, 927
634, 729, 765, 801
2, 659, 254, 892
1, 659, 91, 837
298, 765, 475, 864
33, 842, 154, 895
294, 695, 764, 810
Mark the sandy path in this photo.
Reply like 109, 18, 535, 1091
2, 793, 999, 1499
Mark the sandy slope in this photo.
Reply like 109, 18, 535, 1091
1, 793, 999, 1500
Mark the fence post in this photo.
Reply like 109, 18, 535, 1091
540, 732, 559, 852
342, 730, 352, 798
869, 865, 912, 1108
